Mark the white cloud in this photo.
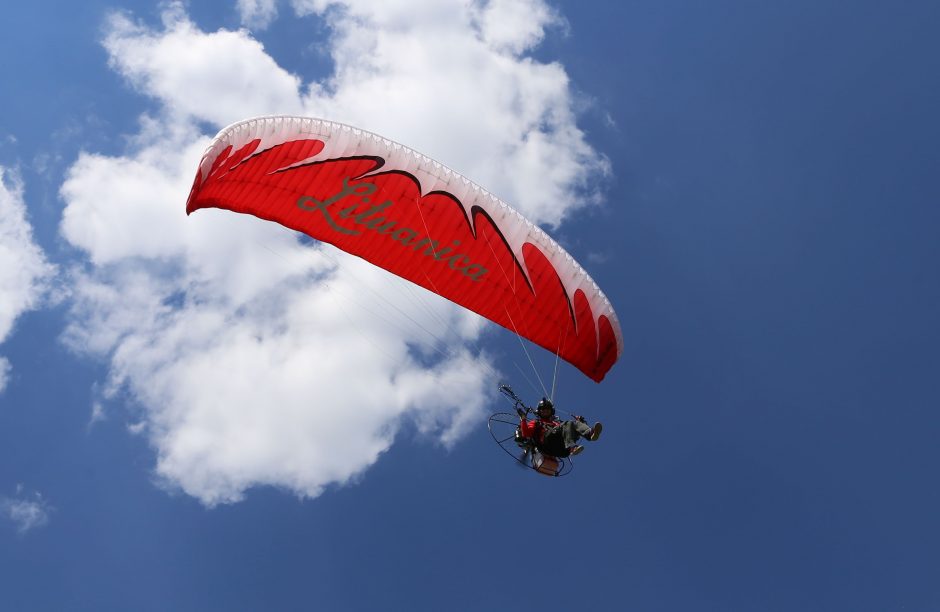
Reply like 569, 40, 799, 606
2, 487, 52, 534
64, 250, 491, 504
103, 7, 303, 126
0, 358, 9, 392
238, 0, 280, 30
89, 401, 106, 427
294, 0, 609, 226
0, 167, 56, 393
58, 1, 605, 505
473, 0, 565, 54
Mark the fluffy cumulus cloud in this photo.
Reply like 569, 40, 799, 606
294, 0, 608, 226
238, 0, 280, 30
0, 168, 55, 393
103, 7, 303, 125
1, 486, 52, 534
59, 0, 606, 505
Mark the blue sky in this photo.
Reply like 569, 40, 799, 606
1, 1, 939, 610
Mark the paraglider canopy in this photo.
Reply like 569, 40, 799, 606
186, 116, 622, 382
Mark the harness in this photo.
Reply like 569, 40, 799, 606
532, 416, 568, 457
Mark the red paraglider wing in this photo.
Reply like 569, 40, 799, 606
186, 117, 622, 382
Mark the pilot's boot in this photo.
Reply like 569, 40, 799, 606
586, 422, 603, 441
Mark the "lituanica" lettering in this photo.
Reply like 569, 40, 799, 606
297, 177, 488, 281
